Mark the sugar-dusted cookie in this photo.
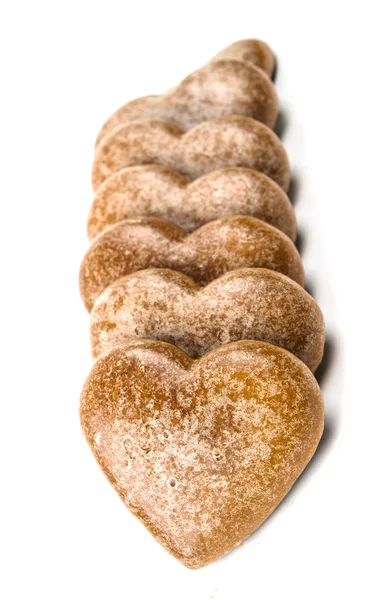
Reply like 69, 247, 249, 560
96, 39, 276, 145
90, 268, 324, 372
88, 166, 296, 241
92, 116, 290, 192
79, 216, 304, 311
80, 339, 324, 569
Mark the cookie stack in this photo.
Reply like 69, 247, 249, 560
79, 40, 325, 569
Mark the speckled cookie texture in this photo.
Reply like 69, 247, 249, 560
80, 339, 324, 569
79, 216, 304, 312
211, 39, 275, 77
91, 116, 290, 192
80, 38, 326, 569
88, 166, 296, 241
90, 268, 325, 372
95, 39, 276, 146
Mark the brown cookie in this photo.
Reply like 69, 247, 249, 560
211, 39, 275, 76
88, 166, 296, 241
90, 268, 324, 372
92, 116, 290, 192
79, 216, 304, 312
80, 339, 324, 569
96, 39, 276, 145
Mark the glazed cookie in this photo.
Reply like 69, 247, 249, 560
96, 39, 276, 145
90, 268, 324, 372
79, 216, 304, 311
80, 339, 324, 569
92, 116, 290, 192
88, 166, 296, 241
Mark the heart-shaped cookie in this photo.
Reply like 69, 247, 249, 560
79, 215, 304, 311
88, 166, 296, 241
92, 116, 290, 192
90, 268, 325, 372
80, 339, 324, 569
96, 39, 276, 145
96, 60, 277, 145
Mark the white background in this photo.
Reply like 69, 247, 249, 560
0, 1, 372, 598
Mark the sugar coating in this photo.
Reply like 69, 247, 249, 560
88, 166, 296, 241
82, 38, 325, 571
79, 215, 304, 312
80, 339, 324, 569
90, 268, 325, 372
91, 116, 290, 192
96, 39, 276, 146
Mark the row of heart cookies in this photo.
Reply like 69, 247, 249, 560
79, 40, 325, 569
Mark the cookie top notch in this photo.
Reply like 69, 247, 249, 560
92, 116, 290, 192
88, 166, 296, 241
90, 267, 325, 372
79, 215, 304, 311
